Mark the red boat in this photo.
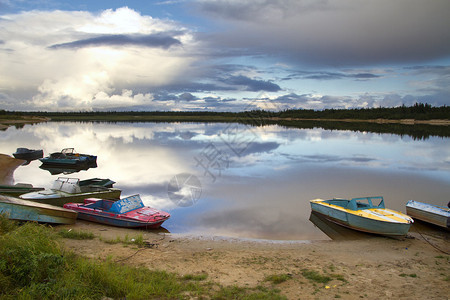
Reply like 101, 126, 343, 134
63, 194, 170, 228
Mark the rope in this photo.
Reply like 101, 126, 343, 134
414, 227, 449, 255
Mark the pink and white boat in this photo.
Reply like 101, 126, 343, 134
64, 194, 170, 228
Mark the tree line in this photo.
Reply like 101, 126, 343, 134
1, 103, 448, 120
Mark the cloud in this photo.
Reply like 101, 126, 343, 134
223, 75, 281, 92
194, 0, 450, 66
0, 7, 198, 111
49, 33, 183, 50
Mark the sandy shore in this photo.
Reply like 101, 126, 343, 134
57, 220, 450, 299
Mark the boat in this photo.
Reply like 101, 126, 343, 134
12, 147, 44, 161
310, 196, 413, 236
63, 194, 170, 228
0, 194, 77, 225
19, 177, 121, 207
406, 200, 449, 229
39, 148, 97, 167
0, 183, 44, 197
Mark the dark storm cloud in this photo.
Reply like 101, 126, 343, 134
49, 33, 182, 50
289, 71, 381, 81
222, 75, 281, 92
194, 0, 450, 66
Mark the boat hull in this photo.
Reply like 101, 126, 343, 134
0, 195, 77, 225
406, 200, 449, 229
74, 211, 166, 228
310, 201, 412, 236
20, 188, 121, 207
63, 196, 170, 229
0, 184, 45, 197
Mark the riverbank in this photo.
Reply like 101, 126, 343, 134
0, 116, 49, 130
58, 220, 449, 299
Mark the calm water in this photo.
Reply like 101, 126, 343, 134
1, 122, 449, 240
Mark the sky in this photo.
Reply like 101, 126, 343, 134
1, 0, 449, 112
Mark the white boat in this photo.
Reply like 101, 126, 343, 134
20, 177, 121, 207
406, 200, 449, 229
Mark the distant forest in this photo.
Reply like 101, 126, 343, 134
1, 102, 449, 120
1, 103, 449, 139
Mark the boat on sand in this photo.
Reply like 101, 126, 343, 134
64, 194, 170, 228
310, 196, 413, 236
0, 194, 77, 225
406, 200, 449, 229
20, 177, 121, 207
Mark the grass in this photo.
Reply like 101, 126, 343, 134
264, 274, 292, 284
100, 233, 146, 247
182, 273, 208, 281
301, 269, 333, 284
0, 214, 286, 299
58, 229, 95, 240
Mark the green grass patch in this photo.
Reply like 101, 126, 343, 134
100, 234, 146, 247
399, 273, 417, 278
0, 216, 285, 299
182, 273, 208, 281
58, 229, 95, 240
301, 269, 332, 284
264, 273, 292, 284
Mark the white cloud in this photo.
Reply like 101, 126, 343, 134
0, 7, 198, 111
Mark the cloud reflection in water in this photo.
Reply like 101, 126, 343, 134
0, 122, 449, 240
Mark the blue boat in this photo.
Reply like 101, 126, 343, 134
406, 200, 449, 229
310, 196, 413, 236
39, 148, 97, 167
0, 194, 77, 225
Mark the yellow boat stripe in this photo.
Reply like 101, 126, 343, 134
311, 200, 412, 224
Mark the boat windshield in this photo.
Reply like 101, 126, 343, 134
61, 148, 75, 154
352, 196, 385, 209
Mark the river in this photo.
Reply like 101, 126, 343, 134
1, 121, 449, 240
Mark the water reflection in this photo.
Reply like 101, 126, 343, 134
39, 162, 97, 175
0, 122, 449, 240
309, 211, 375, 240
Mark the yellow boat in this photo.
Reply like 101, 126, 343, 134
310, 196, 413, 236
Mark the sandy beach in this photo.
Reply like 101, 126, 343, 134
55, 219, 450, 299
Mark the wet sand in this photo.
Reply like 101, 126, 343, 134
57, 220, 450, 299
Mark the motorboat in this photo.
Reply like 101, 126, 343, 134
64, 194, 170, 229
310, 196, 413, 236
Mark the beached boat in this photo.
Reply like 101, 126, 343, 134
0, 183, 44, 197
40, 148, 97, 167
406, 200, 449, 229
310, 196, 413, 236
12, 147, 44, 161
19, 177, 121, 207
63, 194, 170, 228
0, 194, 77, 225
